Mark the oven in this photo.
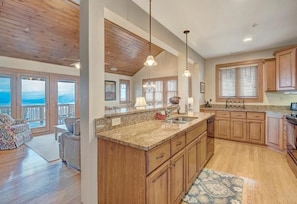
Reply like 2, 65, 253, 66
285, 114, 297, 177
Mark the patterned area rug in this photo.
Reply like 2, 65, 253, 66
183, 168, 243, 204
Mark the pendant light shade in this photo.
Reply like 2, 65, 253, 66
183, 30, 191, 77
144, 55, 157, 66
144, 0, 157, 67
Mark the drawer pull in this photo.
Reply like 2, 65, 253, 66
176, 142, 182, 146
156, 153, 165, 160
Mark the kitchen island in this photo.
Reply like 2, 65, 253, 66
96, 112, 214, 204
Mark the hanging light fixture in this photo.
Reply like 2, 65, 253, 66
183, 30, 191, 77
70, 62, 80, 69
144, 0, 157, 67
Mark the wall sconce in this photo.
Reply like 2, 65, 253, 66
135, 97, 147, 109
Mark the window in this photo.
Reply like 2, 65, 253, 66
119, 79, 130, 104
216, 60, 263, 102
143, 76, 178, 107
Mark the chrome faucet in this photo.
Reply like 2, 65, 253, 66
165, 105, 180, 117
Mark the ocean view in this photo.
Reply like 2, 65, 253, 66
0, 91, 75, 106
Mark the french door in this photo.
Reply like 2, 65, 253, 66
19, 74, 50, 134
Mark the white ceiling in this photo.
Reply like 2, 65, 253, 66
133, 0, 297, 59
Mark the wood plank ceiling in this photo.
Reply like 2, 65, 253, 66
0, 0, 163, 76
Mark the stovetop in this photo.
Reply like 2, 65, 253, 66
286, 113, 297, 125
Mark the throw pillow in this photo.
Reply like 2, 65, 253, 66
0, 113, 15, 125
73, 119, 80, 136
64, 117, 79, 133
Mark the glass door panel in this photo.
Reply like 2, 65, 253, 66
57, 81, 76, 125
21, 76, 47, 129
0, 75, 11, 114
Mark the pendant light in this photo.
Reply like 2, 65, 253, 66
144, 0, 157, 66
183, 30, 191, 77
142, 65, 156, 92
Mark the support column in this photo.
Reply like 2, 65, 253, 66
80, 0, 105, 203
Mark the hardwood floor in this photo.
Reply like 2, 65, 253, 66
203, 139, 297, 204
0, 144, 81, 204
1, 138, 297, 204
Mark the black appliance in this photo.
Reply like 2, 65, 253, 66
290, 102, 297, 111
206, 116, 215, 160
285, 113, 297, 177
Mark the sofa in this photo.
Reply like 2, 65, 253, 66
59, 117, 80, 170
0, 113, 32, 150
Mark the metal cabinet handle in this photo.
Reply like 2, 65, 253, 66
156, 153, 165, 160
176, 142, 182, 146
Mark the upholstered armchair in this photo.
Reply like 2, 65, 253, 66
0, 113, 32, 150
59, 117, 80, 170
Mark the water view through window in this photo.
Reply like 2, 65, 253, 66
57, 81, 75, 124
0, 75, 11, 114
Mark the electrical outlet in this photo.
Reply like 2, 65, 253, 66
112, 117, 121, 126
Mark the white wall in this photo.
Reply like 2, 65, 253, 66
0, 56, 79, 76
104, 72, 133, 107
204, 47, 297, 106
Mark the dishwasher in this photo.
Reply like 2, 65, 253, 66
207, 116, 215, 160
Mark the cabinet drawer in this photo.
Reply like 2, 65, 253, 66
216, 110, 230, 118
146, 141, 171, 174
231, 111, 246, 119
171, 131, 186, 155
186, 121, 207, 144
247, 112, 265, 120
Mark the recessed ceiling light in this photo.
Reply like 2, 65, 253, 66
110, 67, 118, 71
243, 37, 253, 42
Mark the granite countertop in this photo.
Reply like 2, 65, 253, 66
97, 112, 214, 151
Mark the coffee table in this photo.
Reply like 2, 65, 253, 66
54, 124, 67, 140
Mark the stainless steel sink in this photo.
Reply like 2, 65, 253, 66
164, 116, 198, 124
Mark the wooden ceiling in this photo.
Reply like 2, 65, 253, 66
0, 0, 163, 76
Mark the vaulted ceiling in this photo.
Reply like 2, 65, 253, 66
0, 0, 163, 76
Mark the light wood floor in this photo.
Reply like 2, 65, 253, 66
0, 144, 81, 204
1, 139, 297, 204
203, 139, 297, 204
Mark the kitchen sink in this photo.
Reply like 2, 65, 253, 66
164, 116, 198, 124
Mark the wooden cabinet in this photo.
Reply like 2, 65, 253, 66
266, 112, 284, 152
98, 119, 211, 204
230, 111, 246, 142
147, 160, 171, 204
215, 111, 230, 139
247, 112, 265, 144
275, 47, 297, 90
185, 138, 199, 190
170, 150, 186, 204
264, 58, 276, 92
198, 132, 207, 169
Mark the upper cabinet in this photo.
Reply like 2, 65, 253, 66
264, 58, 276, 92
275, 46, 297, 91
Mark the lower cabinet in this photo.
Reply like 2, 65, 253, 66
98, 119, 212, 204
246, 112, 265, 144
214, 110, 265, 145
266, 112, 284, 151
147, 150, 187, 204
215, 111, 230, 139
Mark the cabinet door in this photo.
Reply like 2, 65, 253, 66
247, 120, 265, 144
276, 48, 296, 90
198, 132, 207, 169
265, 58, 276, 92
185, 139, 198, 191
170, 150, 186, 204
147, 160, 170, 204
231, 119, 246, 142
215, 118, 230, 139
266, 114, 283, 151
